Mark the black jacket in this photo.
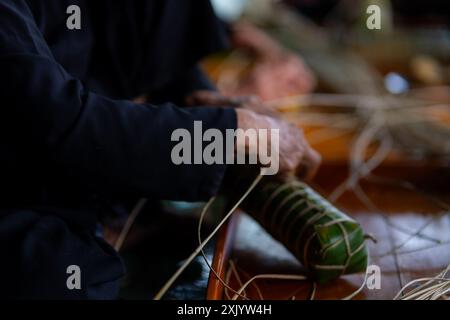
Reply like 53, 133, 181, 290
0, 0, 235, 214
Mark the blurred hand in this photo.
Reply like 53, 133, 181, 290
186, 91, 321, 180
236, 108, 321, 180
228, 22, 317, 101
232, 53, 316, 101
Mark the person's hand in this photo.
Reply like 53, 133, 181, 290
186, 91, 321, 180
232, 53, 316, 101
236, 108, 321, 181
227, 22, 316, 101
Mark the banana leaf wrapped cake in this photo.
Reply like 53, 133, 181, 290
227, 173, 369, 284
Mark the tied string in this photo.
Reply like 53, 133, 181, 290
114, 198, 148, 252
255, 180, 366, 277
224, 179, 370, 300
153, 169, 265, 300
394, 264, 450, 300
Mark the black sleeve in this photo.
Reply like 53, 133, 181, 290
0, 0, 236, 202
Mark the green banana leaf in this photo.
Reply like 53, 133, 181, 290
227, 174, 368, 284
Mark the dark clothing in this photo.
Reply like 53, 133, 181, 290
0, 0, 234, 299
0, 209, 123, 299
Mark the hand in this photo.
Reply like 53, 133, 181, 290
232, 53, 316, 101
236, 109, 321, 181
228, 22, 316, 101
186, 91, 321, 180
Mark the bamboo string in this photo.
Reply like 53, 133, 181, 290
114, 198, 148, 252
223, 264, 234, 300
231, 274, 308, 300
267, 92, 449, 112
357, 178, 443, 245
317, 106, 445, 250
197, 199, 254, 300
394, 264, 450, 300
387, 241, 450, 257
309, 282, 317, 300
225, 261, 266, 300
363, 173, 450, 258
236, 265, 265, 300
229, 261, 252, 299
376, 211, 448, 258
224, 263, 369, 301
153, 170, 264, 300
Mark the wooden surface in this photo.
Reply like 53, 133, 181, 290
207, 129, 450, 300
